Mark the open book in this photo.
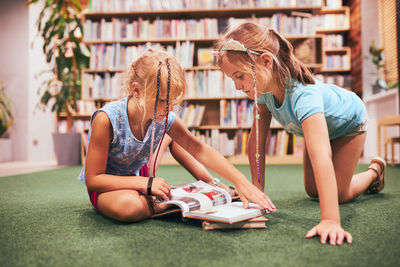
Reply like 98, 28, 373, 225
152, 180, 270, 224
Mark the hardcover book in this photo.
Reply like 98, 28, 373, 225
202, 216, 268, 231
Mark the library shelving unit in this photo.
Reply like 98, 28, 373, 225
314, 5, 352, 89
78, 0, 352, 165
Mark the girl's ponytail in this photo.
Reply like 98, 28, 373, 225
268, 29, 314, 87
215, 22, 315, 91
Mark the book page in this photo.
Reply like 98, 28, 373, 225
158, 181, 231, 213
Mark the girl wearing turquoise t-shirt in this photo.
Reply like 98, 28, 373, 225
81, 49, 273, 223
214, 22, 386, 246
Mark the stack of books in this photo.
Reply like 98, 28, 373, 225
202, 216, 268, 231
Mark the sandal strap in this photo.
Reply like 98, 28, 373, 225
367, 166, 380, 178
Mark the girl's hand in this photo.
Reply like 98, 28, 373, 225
148, 177, 171, 201
236, 181, 276, 212
213, 182, 237, 197
306, 220, 352, 245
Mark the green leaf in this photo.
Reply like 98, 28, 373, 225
29, 0, 87, 118
56, 0, 63, 10
71, 0, 82, 11
45, 0, 54, 7
41, 91, 52, 105
26, 0, 39, 6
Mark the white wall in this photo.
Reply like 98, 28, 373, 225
27, 1, 56, 161
361, 0, 381, 100
361, 0, 399, 161
0, 0, 54, 162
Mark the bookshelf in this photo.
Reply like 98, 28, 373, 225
78, 0, 353, 165
314, 5, 352, 89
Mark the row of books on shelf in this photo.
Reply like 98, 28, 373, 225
220, 99, 254, 127
57, 119, 91, 134
88, 0, 324, 13
82, 72, 125, 100
229, 14, 316, 36
266, 129, 303, 156
314, 13, 348, 30
81, 70, 244, 100
84, 18, 220, 42
89, 41, 194, 70
324, 54, 350, 70
189, 128, 303, 157
81, 71, 352, 102
177, 100, 254, 128
323, 34, 344, 49
86, 31, 343, 72
314, 74, 351, 89
178, 104, 206, 128
191, 129, 245, 156
325, 0, 343, 9
76, 100, 97, 115
184, 70, 244, 98
83, 13, 326, 42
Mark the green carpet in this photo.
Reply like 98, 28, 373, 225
0, 164, 399, 267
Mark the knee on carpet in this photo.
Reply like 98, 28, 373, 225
305, 187, 318, 198
112, 193, 149, 222
338, 189, 352, 204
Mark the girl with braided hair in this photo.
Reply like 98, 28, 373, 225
79, 49, 274, 222
214, 22, 386, 245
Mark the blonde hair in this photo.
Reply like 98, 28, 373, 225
126, 49, 185, 106
214, 22, 314, 90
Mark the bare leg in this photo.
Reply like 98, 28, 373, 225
96, 190, 152, 222
94, 136, 175, 222
96, 189, 173, 222
304, 133, 381, 203
330, 133, 380, 203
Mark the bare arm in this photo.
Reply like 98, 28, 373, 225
168, 116, 275, 211
169, 138, 236, 194
248, 104, 272, 191
302, 113, 352, 245
168, 140, 214, 183
84, 112, 171, 200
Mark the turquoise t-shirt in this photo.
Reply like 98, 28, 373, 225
78, 97, 175, 183
257, 79, 367, 140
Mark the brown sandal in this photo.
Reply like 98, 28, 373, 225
366, 156, 386, 194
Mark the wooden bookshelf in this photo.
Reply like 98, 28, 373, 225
316, 6, 351, 74
79, 0, 353, 165
83, 7, 323, 20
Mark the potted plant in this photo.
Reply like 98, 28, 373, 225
368, 41, 399, 94
27, 0, 90, 165
368, 41, 389, 94
0, 81, 14, 162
